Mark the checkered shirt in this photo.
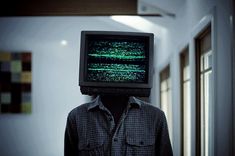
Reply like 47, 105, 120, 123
64, 96, 173, 156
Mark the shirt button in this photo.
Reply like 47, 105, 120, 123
113, 138, 118, 142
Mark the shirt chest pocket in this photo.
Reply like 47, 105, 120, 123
125, 134, 155, 156
78, 137, 104, 156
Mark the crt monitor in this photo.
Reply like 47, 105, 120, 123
79, 31, 154, 97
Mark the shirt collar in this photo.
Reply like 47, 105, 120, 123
87, 95, 142, 111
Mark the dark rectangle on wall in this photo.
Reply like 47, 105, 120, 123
11, 84, 22, 103
21, 84, 31, 92
22, 62, 31, 71
0, 83, 11, 92
0, 0, 137, 16
10, 104, 21, 113
1, 105, 10, 113
0, 72, 11, 83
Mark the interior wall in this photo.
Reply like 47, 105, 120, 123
153, 0, 233, 155
0, 17, 139, 156
0, 0, 233, 155
233, 1, 235, 154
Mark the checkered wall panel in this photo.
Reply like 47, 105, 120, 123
0, 52, 32, 113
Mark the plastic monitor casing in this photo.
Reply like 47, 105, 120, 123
79, 31, 154, 97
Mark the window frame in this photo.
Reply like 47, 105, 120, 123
195, 24, 214, 156
191, 9, 216, 156
180, 46, 191, 156
159, 65, 173, 143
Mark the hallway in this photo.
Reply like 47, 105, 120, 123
0, 0, 234, 156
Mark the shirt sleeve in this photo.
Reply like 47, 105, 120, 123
155, 111, 173, 156
64, 112, 78, 156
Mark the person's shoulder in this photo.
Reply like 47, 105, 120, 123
133, 98, 166, 123
136, 98, 164, 115
67, 100, 94, 118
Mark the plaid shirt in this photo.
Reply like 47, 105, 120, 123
64, 96, 173, 156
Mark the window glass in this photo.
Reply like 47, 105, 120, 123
180, 48, 191, 156
160, 66, 172, 143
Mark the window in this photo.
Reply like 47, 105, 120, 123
160, 66, 172, 142
195, 25, 213, 156
180, 47, 191, 156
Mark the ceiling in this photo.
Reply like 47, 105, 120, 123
141, 0, 186, 14
138, 0, 186, 17
0, 0, 186, 16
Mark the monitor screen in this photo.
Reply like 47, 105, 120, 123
79, 31, 154, 96
87, 37, 148, 83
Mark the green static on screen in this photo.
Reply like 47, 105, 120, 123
87, 40, 147, 83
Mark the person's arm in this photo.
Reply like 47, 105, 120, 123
155, 111, 173, 156
64, 113, 78, 156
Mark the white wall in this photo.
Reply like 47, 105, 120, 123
152, 0, 234, 155
0, 17, 139, 156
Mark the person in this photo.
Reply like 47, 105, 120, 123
64, 95, 173, 156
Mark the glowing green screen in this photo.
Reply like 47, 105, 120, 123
87, 39, 148, 83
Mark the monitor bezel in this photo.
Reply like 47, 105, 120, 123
79, 31, 154, 89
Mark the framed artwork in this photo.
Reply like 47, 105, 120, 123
0, 52, 32, 114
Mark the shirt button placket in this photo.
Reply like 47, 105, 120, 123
113, 138, 118, 142
108, 116, 115, 133
111, 136, 118, 156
